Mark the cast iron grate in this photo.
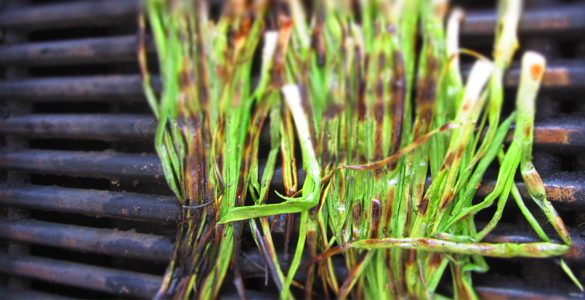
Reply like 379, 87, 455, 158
0, 0, 585, 299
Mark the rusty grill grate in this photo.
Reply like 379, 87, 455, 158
1, 0, 585, 299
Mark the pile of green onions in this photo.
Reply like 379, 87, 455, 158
141, 0, 581, 299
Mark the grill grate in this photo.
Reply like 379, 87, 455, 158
1, 0, 585, 299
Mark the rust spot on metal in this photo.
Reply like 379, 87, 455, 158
544, 184, 577, 203
536, 15, 571, 31
542, 67, 570, 86
533, 126, 575, 145
565, 243, 584, 262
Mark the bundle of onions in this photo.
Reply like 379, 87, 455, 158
141, 0, 581, 299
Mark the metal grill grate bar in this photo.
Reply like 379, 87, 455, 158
0, 63, 580, 102
0, 218, 173, 262
0, 253, 573, 299
0, 150, 296, 186
0, 219, 582, 279
507, 121, 585, 151
0, 36, 154, 67
0, 150, 163, 181
0, 76, 156, 102
0, 0, 139, 30
477, 174, 585, 209
0, 115, 157, 141
0, 254, 162, 298
0, 288, 74, 300
461, 4, 585, 36
458, 61, 585, 90
0, 189, 585, 263
0, 3, 582, 67
2, 115, 583, 150
0, 184, 180, 223
0, 257, 572, 300
475, 286, 572, 300
0, 1, 582, 36
1, 150, 582, 208
506, 61, 585, 91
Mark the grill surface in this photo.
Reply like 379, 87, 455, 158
1, 0, 585, 299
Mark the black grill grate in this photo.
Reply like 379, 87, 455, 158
1, 0, 585, 299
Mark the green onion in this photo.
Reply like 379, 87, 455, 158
142, 0, 580, 298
